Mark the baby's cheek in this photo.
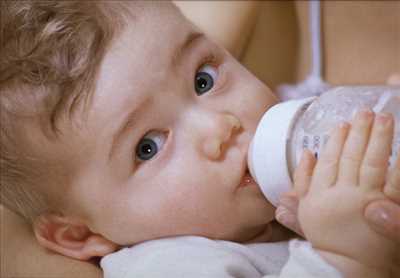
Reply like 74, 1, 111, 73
244, 81, 277, 123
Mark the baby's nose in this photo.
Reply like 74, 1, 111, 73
202, 114, 241, 160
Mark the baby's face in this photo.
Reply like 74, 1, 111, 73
60, 4, 278, 245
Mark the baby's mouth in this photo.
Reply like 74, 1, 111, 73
238, 168, 257, 188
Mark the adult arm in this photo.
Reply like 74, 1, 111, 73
1, 205, 102, 278
173, 1, 261, 59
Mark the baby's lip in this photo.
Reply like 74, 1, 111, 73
238, 169, 256, 188
234, 138, 257, 190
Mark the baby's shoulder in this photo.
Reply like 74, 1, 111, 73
100, 236, 289, 278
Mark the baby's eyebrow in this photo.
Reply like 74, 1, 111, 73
171, 31, 205, 68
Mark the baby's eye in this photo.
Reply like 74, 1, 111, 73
135, 131, 167, 161
194, 64, 218, 96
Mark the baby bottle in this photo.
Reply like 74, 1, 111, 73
248, 86, 400, 207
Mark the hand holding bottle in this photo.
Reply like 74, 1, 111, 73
276, 147, 400, 243
288, 110, 399, 276
276, 192, 400, 243
276, 83, 400, 244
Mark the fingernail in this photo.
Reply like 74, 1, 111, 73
365, 207, 389, 227
376, 112, 392, 125
276, 207, 292, 224
339, 121, 350, 129
353, 108, 372, 120
360, 108, 373, 118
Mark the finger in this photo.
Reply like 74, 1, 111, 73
275, 205, 304, 237
278, 191, 300, 214
384, 147, 400, 202
364, 200, 400, 243
276, 192, 304, 236
337, 109, 375, 185
293, 149, 316, 197
312, 121, 350, 189
360, 113, 394, 190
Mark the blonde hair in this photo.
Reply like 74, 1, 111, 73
0, 1, 138, 223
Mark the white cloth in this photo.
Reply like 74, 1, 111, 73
100, 236, 342, 278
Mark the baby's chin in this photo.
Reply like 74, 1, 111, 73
241, 221, 296, 244
240, 223, 273, 243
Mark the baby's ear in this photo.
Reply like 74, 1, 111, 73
33, 213, 119, 260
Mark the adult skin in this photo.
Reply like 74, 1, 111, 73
2, 1, 399, 277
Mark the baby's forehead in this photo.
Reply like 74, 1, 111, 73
94, 7, 196, 97
81, 3, 199, 134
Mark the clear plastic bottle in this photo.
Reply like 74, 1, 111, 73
248, 86, 400, 207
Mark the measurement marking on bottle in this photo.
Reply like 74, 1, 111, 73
313, 135, 320, 149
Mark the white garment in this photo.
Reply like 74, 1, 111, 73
100, 236, 342, 278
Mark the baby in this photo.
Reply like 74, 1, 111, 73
1, 1, 399, 277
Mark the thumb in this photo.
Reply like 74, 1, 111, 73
364, 200, 400, 243
275, 193, 305, 237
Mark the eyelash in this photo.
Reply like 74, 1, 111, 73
194, 50, 224, 96
134, 50, 222, 167
196, 52, 219, 72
